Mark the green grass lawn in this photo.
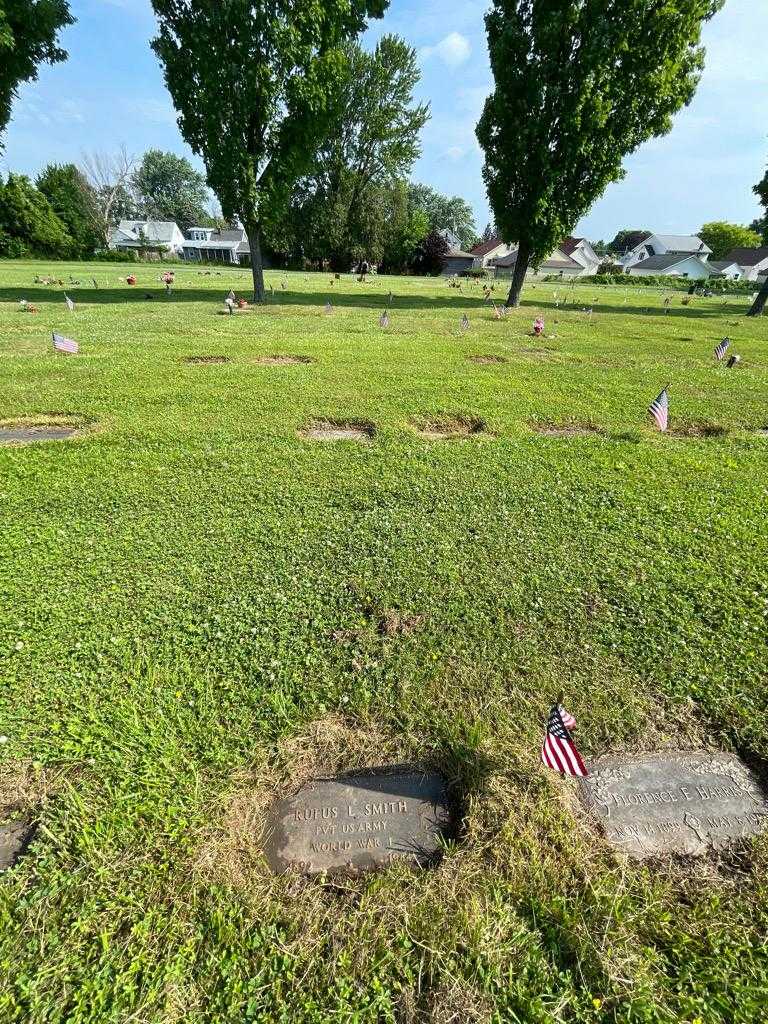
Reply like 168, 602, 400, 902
1, 259, 767, 1023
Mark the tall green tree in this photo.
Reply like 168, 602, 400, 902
0, 172, 73, 257
748, 162, 768, 317
36, 163, 100, 257
132, 149, 211, 230
290, 34, 429, 270
150, 0, 387, 301
407, 183, 476, 250
0, 0, 73, 148
476, 0, 723, 306
698, 221, 760, 261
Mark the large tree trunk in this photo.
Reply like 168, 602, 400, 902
747, 276, 768, 317
246, 222, 265, 303
506, 240, 531, 307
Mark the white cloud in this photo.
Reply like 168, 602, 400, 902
421, 32, 471, 69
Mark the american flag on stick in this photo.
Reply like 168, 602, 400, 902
714, 337, 730, 361
541, 704, 587, 777
460, 313, 470, 329
648, 386, 669, 432
52, 331, 78, 354
64, 293, 75, 312
492, 303, 501, 320
325, 301, 333, 314
379, 311, 390, 328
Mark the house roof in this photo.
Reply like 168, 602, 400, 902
470, 236, 505, 257
183, 228, 247, 250
491, 249, 581, 271
708, 261, 740, 272
559, 237, 584, 256
443, 250, 475, 260
115, 220, 180, 243
723, 247, 768, 266
630, 253, 709, 271
652, 234, 712, 254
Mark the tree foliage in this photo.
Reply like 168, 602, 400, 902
150, 0, 388, 301
753, 165, 768, 245
0, 0, 73, 148
407, 183, 477, 250
284, 34, 428, 270
0, 172, 73, 257
476, 0, 723, 305
36, 162, 100, 256
412, 228, 449, 276
698, 221, 760, 261
132, 149, 211, 230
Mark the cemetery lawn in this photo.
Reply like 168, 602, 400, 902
2, 260, 768, 1024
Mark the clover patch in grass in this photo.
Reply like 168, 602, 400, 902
411, 414, 487, 440
255, 355, 314, 366
300, 418, 375, 442
0, 413, 91, 445
467, 354, 508, 365
530, 420, 603, 438
182, 355, 231, 365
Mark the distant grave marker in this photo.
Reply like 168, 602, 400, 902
300, 419, 374, 442
581, 752, 768, 859
468, 354, 509, 364
0, 415, 88, 446
255, 355, 314, 366
412, 414, 486, 440
182, 355, 231, 365
530, 420, 603, 438
265, 769, 453, 876
0, 818, 35, 871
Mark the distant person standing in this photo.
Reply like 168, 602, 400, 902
359, 259, 369, 282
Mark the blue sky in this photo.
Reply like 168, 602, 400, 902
3, 0, 766, 242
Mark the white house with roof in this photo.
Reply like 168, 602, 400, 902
722, 247, 768, 282
627, 253, 711, 279
181, 226, 251, 265
489, 245, 583, 278
707, 260, 743, 280
619, 233, 712, 271
559, 237, 601, 276
469, 236, 514, 269
109, 220, 186, 256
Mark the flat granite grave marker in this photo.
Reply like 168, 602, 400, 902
265, 769, 453, 876
0, 818, 35, 871
581, 752, 768, 859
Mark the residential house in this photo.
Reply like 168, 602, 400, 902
627, 253, 711, 280
618, 233, 712, 270
181, 226, 252, 265
469, 235, 514, 270
707, 260, 743, 280
722, 247, 768, 282
560, 237, 601, 276
489, 246, 583, 279
109, 220, 186, 256
441, 248, 476, 276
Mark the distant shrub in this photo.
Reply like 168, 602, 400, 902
93, 249, 136, 262
460, 267, 488, 279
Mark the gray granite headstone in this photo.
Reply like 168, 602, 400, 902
581, 752, 768, 859
0, 818, 35, 871
0, 426, 78, 445
265, 770, 453, 876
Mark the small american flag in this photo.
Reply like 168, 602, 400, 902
64, 294, 75, 312
460, 313, 470, 329
52, 331, 78, 354
648, 387, 669, 432
281, 280, 287, 290
325, 301, 333, 314
541, 704, 587, 777
714, 337, 730, 361
92, 278, 99, 289
224, 297, 235, 314
498, 305, 508, 319
379, 311, 390, 328
493, 304, 501, 320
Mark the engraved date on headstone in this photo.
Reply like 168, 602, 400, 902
581, 752, 768, 859
264, 770, 453, 876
